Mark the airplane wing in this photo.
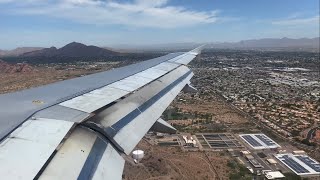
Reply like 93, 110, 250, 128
0, 45, 204, 180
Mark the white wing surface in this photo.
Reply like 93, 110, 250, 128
0, 46, 204, 180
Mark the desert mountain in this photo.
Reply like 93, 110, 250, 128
208, 37, 320, 50
0, 47, 43, 57
22, 42, 119, 57
0, 60, 33, 73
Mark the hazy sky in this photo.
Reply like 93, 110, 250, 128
0, 0, 319, 49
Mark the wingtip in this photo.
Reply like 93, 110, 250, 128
189, 44, 206, 55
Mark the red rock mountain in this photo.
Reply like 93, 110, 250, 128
0, 60, 33, 73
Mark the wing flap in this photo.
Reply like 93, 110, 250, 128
34, 105, 91, 122
91, 140, 124, 180
60, 87, 129, 113
39, 127, 124, 180
59, 61, 181, 113
0, 118, 74, 180
169, 53, 196, 65
87, 65, 193, 154
134, 67, 168, 79
152, 62, 180, 71
108, 76, 151, 92
89, 66, 191, 128
115, 73, 193, 154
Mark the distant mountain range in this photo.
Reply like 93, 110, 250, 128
0, 37, 318, 57
207, 37, 319, 51
114, 37, 319, 52
109, 42, 200, 52
21, 42, 118, 57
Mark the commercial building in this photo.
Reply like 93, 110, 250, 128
293, 150, 306, 155
239, 133, 281, 149
275, 153, 320, 176
266, 158, 278, 165
182, 135, 197, 147
264, 171, 285, 179
249, 159, 263, 168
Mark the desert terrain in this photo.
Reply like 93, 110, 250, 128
123, 139, 233, 180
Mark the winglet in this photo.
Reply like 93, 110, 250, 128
150, 118, 177, 134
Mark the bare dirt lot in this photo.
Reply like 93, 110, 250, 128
123, 140, 232, 180
0, 64, 115, 94
177, 101, 248, 125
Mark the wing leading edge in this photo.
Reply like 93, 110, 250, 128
0, 45, 204, 180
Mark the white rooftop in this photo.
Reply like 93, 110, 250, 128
275, 153, 320, 176
239, 133, 281, 149
264, 171, 285, 179
267, 158, 278, 164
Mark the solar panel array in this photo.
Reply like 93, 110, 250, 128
296, 156, 320, 173
241, 135, 262, 147
281, 155, 309, 173
275, 154, 320, 176
255, 134, 276, 146
239, 134, 280, 149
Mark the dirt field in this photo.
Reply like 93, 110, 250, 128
177, 103, 248, 125
0, 65, 114, 94
123, 140, 232, 180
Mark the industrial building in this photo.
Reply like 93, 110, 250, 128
248, 159, 263, 168
182, 135, 197, 147
293, 150, 306, 155
264, 171, 285, 179
239, 133, 281, 149
266, 158, 278, 165
275, 153, 320, 176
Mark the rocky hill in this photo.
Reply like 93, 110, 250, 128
0, 60, 33, 73
22, 42, 119, 57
